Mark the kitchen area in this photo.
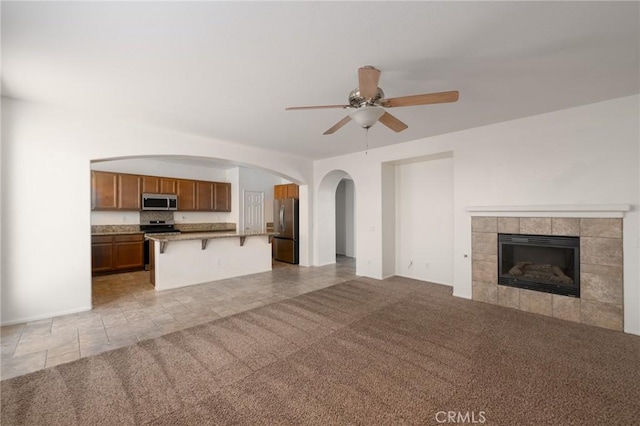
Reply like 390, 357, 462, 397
90, 158, 300, 297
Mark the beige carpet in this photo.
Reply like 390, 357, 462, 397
2, 277, 639, 425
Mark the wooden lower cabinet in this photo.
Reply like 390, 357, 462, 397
91, 236, 115, 273
92, 234, 144, 275
114, 235, 145, 270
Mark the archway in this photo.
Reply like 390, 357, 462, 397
315, 170, 356, 266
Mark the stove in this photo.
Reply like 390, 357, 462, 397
140, 220, 181, 236
141, 221, 181, 270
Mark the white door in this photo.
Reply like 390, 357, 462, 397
243, 191, 264, 232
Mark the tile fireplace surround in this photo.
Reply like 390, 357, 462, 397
471, 214, 624, 331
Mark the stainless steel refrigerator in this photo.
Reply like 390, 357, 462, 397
273, 198, 299, 264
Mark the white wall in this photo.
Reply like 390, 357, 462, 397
91, 157, 229, 181
335, 179, 355, 257
153, 236, 272, 291
0, 97, 313, 324
394, 156, 454, 285
3, 95, 639, 335
381, 164, 395, 278
314, 95, 640, 335
298, 184, 311, 267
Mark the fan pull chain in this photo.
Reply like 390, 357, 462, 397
365, 127, 369, 155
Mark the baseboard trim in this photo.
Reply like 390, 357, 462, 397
1, 305, 93, 326
452, 291, 472, 300
394, 274, 454, 288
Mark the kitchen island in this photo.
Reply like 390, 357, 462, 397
146, 231, 277, 291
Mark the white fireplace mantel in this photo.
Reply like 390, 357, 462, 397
466, 204, 632, 218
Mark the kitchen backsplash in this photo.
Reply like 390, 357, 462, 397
92, 211, 235, 234
140, 211, 173, 223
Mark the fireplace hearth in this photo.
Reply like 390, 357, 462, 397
498, 233, 580, 297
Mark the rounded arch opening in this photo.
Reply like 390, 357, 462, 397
315, 169, 356, 266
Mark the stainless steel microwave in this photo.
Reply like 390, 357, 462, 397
142, 193, 178, 211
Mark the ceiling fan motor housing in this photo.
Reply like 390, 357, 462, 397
349, 87, 385, 108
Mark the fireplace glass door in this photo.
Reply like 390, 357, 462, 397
498, 234, 580, 297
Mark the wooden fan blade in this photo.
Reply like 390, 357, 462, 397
286, 104, 349, 111
358, 66, 381, 100
323, 116, 351, 135
378, 112, 408, 133
382, 90, 459, 108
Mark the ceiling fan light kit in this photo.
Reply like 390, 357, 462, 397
350, 106, 385, 129
286, 66, 459, 135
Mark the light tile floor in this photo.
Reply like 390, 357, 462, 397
1, 257, 356, 380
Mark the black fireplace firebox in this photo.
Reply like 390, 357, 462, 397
498, 233, 580, 297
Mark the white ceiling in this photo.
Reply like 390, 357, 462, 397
2, 2, 639, 160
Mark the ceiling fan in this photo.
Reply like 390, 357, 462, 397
286, 66, 459, 135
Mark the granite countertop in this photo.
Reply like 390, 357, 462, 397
179, 228, 235, 234
92, 231, 145, 236
145, 231, 278, 242
91, 222, 236, 236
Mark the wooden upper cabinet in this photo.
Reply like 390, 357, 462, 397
118, 174, 141, 210
92, 170, 231, 212
160, 178, 177, 194
91, 171, 141, 211
141, 176, 160, 193
274, 184, 288, 200
177, 179, 196, 211
196, 181, 214, 211
92, 171, 118, 209
286, 184, 299, 199
214, 182, 231, 212
274, 184, 299, 200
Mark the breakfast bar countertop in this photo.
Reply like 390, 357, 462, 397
145, 230, 278, 242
